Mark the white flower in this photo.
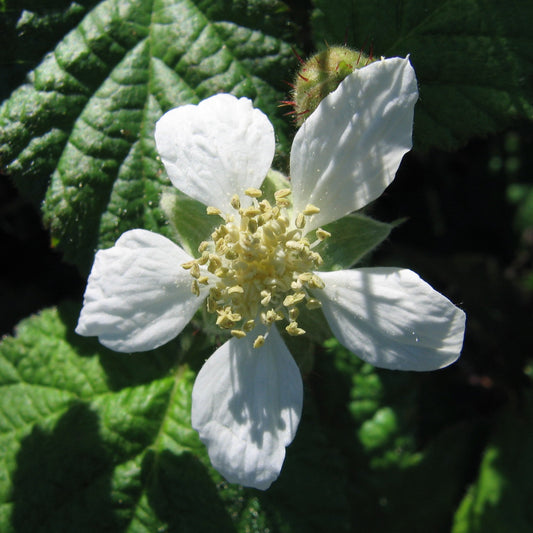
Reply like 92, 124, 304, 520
76, 57, 466, 490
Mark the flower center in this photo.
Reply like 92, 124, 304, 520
182, 188, 330, 347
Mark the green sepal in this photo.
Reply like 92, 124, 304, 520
260, 168, 291, 203
313, 213, 397, 271
160, 188, 218, 258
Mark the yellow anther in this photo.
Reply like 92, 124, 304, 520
216, 308, 241, 328
274, 188, 291, 199
260, 290, 271, 306
248, 219, 258, 233
207, 257, 221, 274
306, 298, 322, 310
243, 206, 261, 217
225, 249, 238, 260
283, 292, 305, 307
282, 295, 294, 307
253, 335, 266, 349
316, 228, 331, 241
215, 267, 230, 278
230, 194, 241, 210
279, 215, 290, 227
197, 252, 210, 265
214, 225, 228, 238
263, 309, 283, 324
262, 226, 277, 244
308, 274, 325, 289
310, 252, 323, 265
259, 212, 272, 225
243, 319, 255, 332
206, 206, 222, 216
191, 280, 200, 296
228, 285, 244, 294
303, 204, 321, 216
207, 296, 217, 312
198, 241, 209, 253
285, 229, 301, 241
295, 213, 305, 229
291, 279, 302, 290
286, 321, 305, 336
275, 197, 291, 208
289, 307, 300, 321
245, 188, 262, 198
197, 276, 209, 285
231, 329, 247, 339
286, 240, 305, 251
259, 199, 271, 211
181, 260, 195, 270
210, 286, 222, 299
190, 262, 200, 279
215, 238, 227, 254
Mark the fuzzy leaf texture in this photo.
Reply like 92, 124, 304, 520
312, 0, 533, 151
0, 0, 295, 272
0, 304, 351, 532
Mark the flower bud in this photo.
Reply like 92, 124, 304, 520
292, 46, 374, 126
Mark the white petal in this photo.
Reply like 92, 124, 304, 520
191, 327, 303, 490
290, 57, 418, 230
76, 229, 206, 352
155, 94, 275, 212
317, 268, 466, 371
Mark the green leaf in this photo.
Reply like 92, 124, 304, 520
0, 304, 226, 532
314, 339, 482, 532
261, 168, 291, 203
0, 1, 99, 101
311, 0, 533, 151
160, 187, 218, 257
452, 391, 533, 533
313, 213, 395, 270
0, 304, 353, 531
0, 0, 296, 272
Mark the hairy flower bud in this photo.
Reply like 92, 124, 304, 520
291, 46, 374, 126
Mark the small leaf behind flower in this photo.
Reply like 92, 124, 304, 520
313, 213, 396, 271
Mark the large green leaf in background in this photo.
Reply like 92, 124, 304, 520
312, 0, 533, 151
0, 0, 295, 271
452, 391, 533, 533
314, 339, 484, 533
2, 2, 533, 531
2, 1, 533, 272
0, 304, 351, 532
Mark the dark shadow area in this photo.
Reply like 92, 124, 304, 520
373, 129, 533, 393
143, 449, 235, 533
0, 179, 85, 337
0, 1, 100, 102
11, 403, 120, 533
309, 342, 489, 533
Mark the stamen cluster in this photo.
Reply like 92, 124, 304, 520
182, 188, 330, 347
